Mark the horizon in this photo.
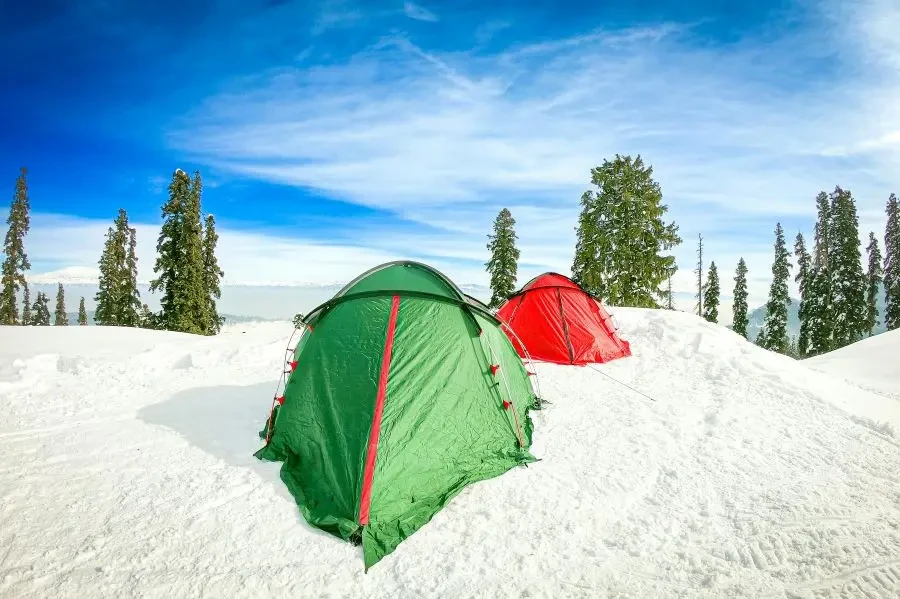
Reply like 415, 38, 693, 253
2, 0, 898, 314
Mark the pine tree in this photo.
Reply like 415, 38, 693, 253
794, 232, 812, 357
759, 222, 792, 354
485, 208, 520, 309
571, 154, 681, 307
0, 167, 32, 325
150, 169, 206, 334
78, 297, 88, 325
93, 209, 141, 326
201, 213, 224, 334
807, 192, 833, 355
94, 225, 119, 325
695, 233, 704, 316
885, 193, 900, 331
139, 303, 156, 329
21, 282, 31, 325
54, 282, 67, 325
865, 232, 883, 336
30, 291, 50, 325
121, 210, 142, 327
702, 261, 719, 323
732, 257, 749, 338
828, 186, 866, 348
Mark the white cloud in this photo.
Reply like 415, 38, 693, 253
403, 1, 437, 22
10, 1, 899, 316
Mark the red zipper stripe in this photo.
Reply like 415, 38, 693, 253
359, 294, 400, 525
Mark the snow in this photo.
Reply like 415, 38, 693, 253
2, 309, 900, 598
805, 328, 900, 401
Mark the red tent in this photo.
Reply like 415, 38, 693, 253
495, 272, 631, 365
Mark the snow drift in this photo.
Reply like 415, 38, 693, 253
805, 328, 900, 401
1, 309, 900, 598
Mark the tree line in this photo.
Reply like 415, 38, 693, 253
0, 167, 224, 334
485, 154, 900, 358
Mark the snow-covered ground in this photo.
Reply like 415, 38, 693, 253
2, 308, 900, 598
805, 329, 900, 401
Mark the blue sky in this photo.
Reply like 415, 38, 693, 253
2, 0, 899, 314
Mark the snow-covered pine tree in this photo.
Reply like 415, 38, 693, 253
0, 167, 32, 325
695, 233, 703, 316
885, 193, 900, 331
759, 222, 792, 354
150, 169, 206, 334
121, 210, 142, 327
571, 154, 681, 307
485, 208, 520, 309
828, 186, 866, 348
806, 191, 833, 356
794, 232, 811, 357
54, 283, 67, 325
31, 291, 50, 325
21, 282, 31, 325
702, 260, 719, 323
78, 297, 87, 325
865, 231, 883, 336
139, 303, 155, 329
93, 210, 140, 326
201, 213, 224, 334
94, 225, 120, 325
732, 257, 749, 338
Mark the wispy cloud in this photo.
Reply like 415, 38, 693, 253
18, 0, 900, 311
403, 1, 437, 22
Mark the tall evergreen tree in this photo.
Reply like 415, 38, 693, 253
758, 222, 792, 354
865, 232, 883, 336
150, 169, 206, 333
571, 154, 681, 307
732, 258, 749, 338
201, 213, 224, 334
807, 191, 833, 355
701, 260, 719, 323
695, 233, 704, 316
885, 193, 900, 331
78, 297, 88, 325
485, 208, 520, 309
94, 224, 120, 325
150, 170, 206, 333
94, 209, 141, 326
0, 167, 32, 325
828, 186, 866, 348
30, 291, 50, 325
21, 282, 31, 325
121, 211, 142, 327
794, 232, 812, 357
54, 283, 67, 325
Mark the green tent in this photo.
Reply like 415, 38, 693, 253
255, 260, 539, 569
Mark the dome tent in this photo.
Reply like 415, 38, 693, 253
496, 272, 631, 365
255, 261, 538, 570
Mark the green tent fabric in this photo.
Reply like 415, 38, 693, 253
255, 261, 539, 569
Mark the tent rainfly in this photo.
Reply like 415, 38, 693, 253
496, 272, 632, 366
255, 260, 539, 570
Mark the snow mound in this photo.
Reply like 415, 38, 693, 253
2, 309, 900, 598
805, 328, 900, 400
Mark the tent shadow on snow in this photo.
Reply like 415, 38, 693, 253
137, 383, 298, 507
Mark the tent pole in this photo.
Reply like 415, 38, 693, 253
499, 321, 543, 401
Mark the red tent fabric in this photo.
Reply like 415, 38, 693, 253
495, 273, 631, 365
